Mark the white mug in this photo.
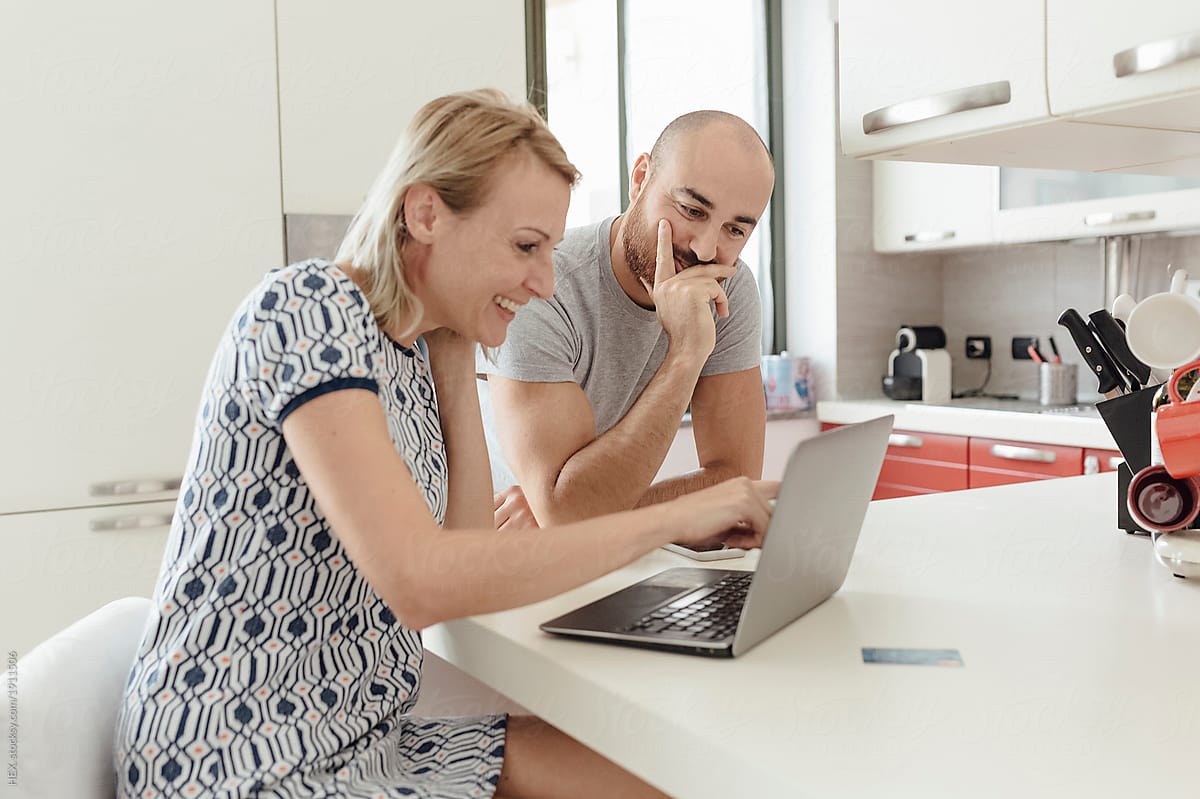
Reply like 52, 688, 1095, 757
1125, 268, 1200, 370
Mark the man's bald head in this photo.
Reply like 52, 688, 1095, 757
617, 110, 776, 298
648, 111, 773, 174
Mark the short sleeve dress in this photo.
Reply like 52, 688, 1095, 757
113, 260, 507, 799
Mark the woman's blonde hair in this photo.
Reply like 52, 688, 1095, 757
336, 89, 579, 339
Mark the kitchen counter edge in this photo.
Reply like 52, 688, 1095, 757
817, 399, 1117, 449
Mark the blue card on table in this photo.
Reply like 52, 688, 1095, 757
862, 647, 963, 666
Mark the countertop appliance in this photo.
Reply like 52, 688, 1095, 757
883, 325, 952, 403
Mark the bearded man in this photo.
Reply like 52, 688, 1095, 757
479, 110, 776, 529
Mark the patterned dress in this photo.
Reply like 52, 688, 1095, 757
114, 260, 506, 798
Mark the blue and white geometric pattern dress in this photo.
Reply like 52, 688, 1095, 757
114, 260, 507, 798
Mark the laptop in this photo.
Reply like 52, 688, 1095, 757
539, 415, 894, 657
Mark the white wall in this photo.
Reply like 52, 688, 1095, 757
780, 0, 840, 398
781, 2, 942, 402
276, 0, 527, 214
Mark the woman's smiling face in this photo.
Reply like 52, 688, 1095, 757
414, 149, 571, 347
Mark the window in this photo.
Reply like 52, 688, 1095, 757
543, 1, 622, 229
529, 0, 786, 353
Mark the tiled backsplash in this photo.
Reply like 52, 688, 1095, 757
942, 235, 1200, 401
942, 241, 1110, 401
284, 214, 353, 264
832, 157, 944, 398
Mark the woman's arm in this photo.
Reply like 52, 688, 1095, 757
423, 329, 494, 530
282, 388, 774, 631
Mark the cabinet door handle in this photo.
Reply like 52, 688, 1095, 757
888, 433, 924, 448
1084, 455, 1100, 475
991, 444, 1056, 463
1083, 210, 1156, 226
1114, 30, 1200, 78
863, 80, 1011, 135
1109, 456, 1125, 470
904, 230, 956, 243
89, 477, 182, 497
90, 512, 175, 532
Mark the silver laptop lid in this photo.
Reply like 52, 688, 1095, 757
730, 415, 892, 657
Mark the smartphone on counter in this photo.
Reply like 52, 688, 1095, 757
662, 541, 747, 561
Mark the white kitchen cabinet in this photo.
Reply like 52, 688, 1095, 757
1048, 1, 1200, 139
0, 501, 173, 655
276, 0, 528, 215
838, 0, 1049, 160
873, 161, 996, 252
839, 0, 1200, 174
0, 0, 279, 651
995, 168, 1200, 242
874, 160, 1200, 252
0, 1, 284, 515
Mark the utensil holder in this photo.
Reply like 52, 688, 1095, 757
1038, 362, 1077, 406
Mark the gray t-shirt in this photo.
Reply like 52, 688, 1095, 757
478, 216, 762, 490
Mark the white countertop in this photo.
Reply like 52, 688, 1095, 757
819, 397, 1118, 449
424, 474, 1200, 798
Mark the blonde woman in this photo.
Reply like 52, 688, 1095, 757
115, 90, 775, 799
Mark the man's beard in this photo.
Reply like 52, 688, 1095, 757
620, 201, 704, 288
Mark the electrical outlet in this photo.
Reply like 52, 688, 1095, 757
966, 335, 991, 359
1012, 336, 1039, 360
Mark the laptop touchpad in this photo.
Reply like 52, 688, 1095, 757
609, 584, 691, 610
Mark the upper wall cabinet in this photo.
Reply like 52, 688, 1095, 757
874, 160, 1200, 252
276, 1, 528, 215
995, 167, 1200, 242
1048, 1, 1200, 143
839, 0, 1200, 175
873, 161, 995, 252
839, 0, 1048, 160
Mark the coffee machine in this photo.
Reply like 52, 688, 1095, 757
882, 325, 952, 403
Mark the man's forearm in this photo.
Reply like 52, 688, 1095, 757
635, 462, 744, 507
537, 350, 703, 524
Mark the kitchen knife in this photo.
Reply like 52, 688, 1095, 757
1087, 308, 1152, 390
1057, 308, 1127, 397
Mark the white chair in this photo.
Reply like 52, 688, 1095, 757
4, 597, 151, 799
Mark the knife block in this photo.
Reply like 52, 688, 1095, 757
1098, 386, 1159, 536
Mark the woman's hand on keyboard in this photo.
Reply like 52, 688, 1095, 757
664, 478, 779, 550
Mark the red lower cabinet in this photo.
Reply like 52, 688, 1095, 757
967, 438, 1082, 488
822, 423, 1113, 497
875, 430, 969, 499
1084, 448, 1125, 474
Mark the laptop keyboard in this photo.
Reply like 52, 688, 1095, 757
620, 572, 753, 641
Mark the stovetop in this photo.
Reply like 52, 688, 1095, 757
921, 396, 1102, 417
